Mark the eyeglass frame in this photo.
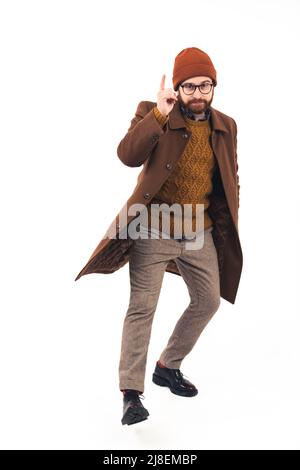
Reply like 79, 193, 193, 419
179, 80, 214, 95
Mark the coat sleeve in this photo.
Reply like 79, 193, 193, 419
232, 118, 240, 209
117, 101, 167, 167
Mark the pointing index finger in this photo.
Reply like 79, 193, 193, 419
160, 74, 166, 90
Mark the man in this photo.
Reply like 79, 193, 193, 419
74, 47, 243, 426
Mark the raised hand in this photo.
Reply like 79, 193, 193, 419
156, 74, 178, 117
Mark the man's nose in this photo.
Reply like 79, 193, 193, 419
194, 87, 203, 97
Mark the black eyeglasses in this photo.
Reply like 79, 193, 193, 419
180, 81, 214, 95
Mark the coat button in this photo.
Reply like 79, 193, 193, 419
143, 192, 151, 199
182, 133, 189, 138
150, 134, 159, 143
166, 163, 173, 170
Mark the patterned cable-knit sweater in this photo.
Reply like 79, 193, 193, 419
143, 105, 216, 239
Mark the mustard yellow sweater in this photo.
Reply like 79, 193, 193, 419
145, 105, 216, 238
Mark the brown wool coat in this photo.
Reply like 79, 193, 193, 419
74, 100, 243, 304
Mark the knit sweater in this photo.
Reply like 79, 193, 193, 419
143, 105, 216, 239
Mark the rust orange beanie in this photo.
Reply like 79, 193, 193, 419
172, 47, 217, 91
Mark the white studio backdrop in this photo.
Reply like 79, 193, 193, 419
0, 0, 300, 450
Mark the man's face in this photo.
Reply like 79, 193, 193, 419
177, 75, 214, 116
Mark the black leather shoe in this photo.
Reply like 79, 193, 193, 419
121, 389, 150, 425
152, 361, 198, 397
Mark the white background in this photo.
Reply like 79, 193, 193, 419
1, 0, 300, 450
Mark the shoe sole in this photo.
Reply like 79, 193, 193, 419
121, 407, 150, 426
152, 373, 198, 397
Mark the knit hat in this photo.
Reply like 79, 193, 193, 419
172, 47, 217, 91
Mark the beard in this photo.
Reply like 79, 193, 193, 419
178, 90, 214, 116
